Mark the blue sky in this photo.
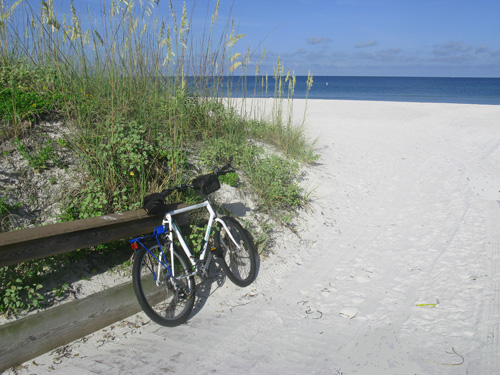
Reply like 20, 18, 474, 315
218, 0, 500, 77
201, 0, 500, 77
21, 0, 500, 77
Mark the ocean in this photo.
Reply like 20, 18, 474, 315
221, 76, 500, 105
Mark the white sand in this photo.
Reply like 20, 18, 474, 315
9, 99, 500, 374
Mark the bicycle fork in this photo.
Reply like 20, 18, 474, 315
215, 218, 242, 251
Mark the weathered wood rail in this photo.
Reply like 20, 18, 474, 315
0, 204, 186, 267
0, 204, 187, 372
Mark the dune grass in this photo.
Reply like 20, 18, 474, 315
0, 0, 316, 316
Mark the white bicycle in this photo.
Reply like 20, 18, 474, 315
129, 164, 257, 326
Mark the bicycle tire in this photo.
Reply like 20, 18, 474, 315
132, 244, 195, 326
215, 216, 257, 287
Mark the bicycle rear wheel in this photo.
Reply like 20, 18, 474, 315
132, 244, 195, 326
215, 216, 257, 287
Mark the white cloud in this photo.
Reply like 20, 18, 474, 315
355, 40, 378, 48
433, 41, 472, 56
307, 37, 332, 45
475, 46, 489, 54
356, 48, 401, 62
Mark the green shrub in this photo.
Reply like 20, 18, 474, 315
219, 172, 240, 187
0, 263, 45, 316
0, 194, 20, 216
15, 137, 61, 171
0, 193, 22, 232
188, 224, 208, 254
247, 155, 303, 209
0, 63, 62, 130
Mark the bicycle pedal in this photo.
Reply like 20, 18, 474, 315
211, 246, 223, 257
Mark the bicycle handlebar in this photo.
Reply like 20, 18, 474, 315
143, 164, 234, 215
213, 162, 234, 175
159, 184, 189, 198
159, 163, 234, 198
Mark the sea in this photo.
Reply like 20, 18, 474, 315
220, 76, 500, 105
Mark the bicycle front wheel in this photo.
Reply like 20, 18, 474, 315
132, 244, 195, 327
215, 216, 257, 287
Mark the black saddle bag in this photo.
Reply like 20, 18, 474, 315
192, 173, 220, 196
143, 193, 166, 216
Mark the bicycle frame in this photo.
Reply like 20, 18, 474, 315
165, 200, 216, 277
130, 198, 240, 282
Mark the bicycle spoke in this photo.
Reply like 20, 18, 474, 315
132, 245, 195, 326
215, 217, 257, 287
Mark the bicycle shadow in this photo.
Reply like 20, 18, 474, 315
189, 260, 227, 319
220, 202, 251, 217
189, 227, 261, 321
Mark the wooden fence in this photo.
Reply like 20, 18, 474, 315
0, 204, 187, 371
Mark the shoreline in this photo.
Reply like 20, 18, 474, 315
231, 96, 500, 106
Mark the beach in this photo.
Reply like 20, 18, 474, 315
8, 99, 500, 374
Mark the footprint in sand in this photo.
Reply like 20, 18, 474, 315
340, 328, 422, 375
468, 175, 500, 200
352, 275, 371, 284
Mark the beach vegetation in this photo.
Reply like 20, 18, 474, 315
0, 0, 316, 316
0, 193, 20, 217
15, 136, 63, 171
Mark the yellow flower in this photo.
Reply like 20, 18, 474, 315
32, 103, 36, 108
130, 171, 135, 176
